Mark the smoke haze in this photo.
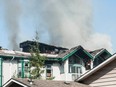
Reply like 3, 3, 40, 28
3, 0, 21, 50
30, 0, 112, 52
3, 0, 112, 52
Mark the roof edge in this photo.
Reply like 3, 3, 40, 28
3, 78, 29, 87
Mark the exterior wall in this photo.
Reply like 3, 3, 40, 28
41, 67, 46, 80
41, 62, 66, 81
81, 61, 86, 74
50, 59, 86, 81
41, 58, 87, 81
52, 63, 62, 80
41, 60, 70, 81
82, 59, 116, 87
52, 60, 73, 81
3, 59, 18, 84
64, 59, 69, 81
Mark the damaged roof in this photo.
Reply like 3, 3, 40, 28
20, 40, 68, 53
0, 50, 58, 59
0, 50, 31, 58
0, 44, 111, 62
0, 45, 93, 61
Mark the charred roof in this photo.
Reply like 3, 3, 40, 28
20, 40, 68, 54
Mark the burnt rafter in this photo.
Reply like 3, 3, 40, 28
20, 40, 68, 54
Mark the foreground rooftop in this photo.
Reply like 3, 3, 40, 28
3, 78, 91, 87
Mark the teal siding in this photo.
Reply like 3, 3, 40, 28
21, 59, 25, 78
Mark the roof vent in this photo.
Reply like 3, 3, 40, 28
28, 78, 34, 85
64, 81, 70, 85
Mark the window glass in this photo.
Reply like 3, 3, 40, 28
18, 60, 21, 77
24, 61, 30, 78
18, 60, 30, 78
93, 57, 104, 67
69, 64, 82, 74
69, 56, 82, 65
46, 70, 51, 77
60, 64, 64, 74
46, 64, 52, 77
47, 64, 51, 69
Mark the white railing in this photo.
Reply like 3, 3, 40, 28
71, 73, 80, 80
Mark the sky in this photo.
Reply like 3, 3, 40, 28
93, 0, 116, 53
0, 0, 116, 53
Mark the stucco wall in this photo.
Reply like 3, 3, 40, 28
52, 63, 61, 80
3, 59, 18, 84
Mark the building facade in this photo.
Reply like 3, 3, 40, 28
0, 50, 30, 86
0, 41, 112, 86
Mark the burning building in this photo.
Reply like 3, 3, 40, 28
19, 40, 112, 80
0, 40, 112, 86
20, 40, 68, 54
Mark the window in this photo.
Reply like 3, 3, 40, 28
60, 64, 64, 74
18, 60, 30, 78
69, 65, 82, 74
24, 61, 30, 78
68, 55, 82, 74
93, 57, 104, 67
46, 64, 52, 78
69, 56, 82, 65
18, 61, 22, 78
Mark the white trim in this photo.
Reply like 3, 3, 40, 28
40, 53, 58, 58
77, 54, 116, 81
3, 79, 28, 87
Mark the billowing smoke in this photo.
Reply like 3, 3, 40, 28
29, 0, 112, 52
33, 0, 93, 46
3, 0, 112, 52
3, 0, 21, 50
85, 33, 112, 52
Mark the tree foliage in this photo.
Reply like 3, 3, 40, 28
30, 30, 46, 79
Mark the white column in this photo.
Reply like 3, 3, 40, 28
10, 61, 12, 78
91, 60, 93, 69
64, 59, 69, 81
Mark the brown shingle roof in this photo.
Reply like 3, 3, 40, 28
57, 45, 83, 58
6, 78, 91, 87
89, 48, 104, 57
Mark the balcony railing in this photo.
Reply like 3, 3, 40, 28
71, 73, 81, 80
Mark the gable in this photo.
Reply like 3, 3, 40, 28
61, 46, 93, 61
3, 79, 29, 87
81, 59, 116, 87
77, 54, 116, 87
6, 82, 24, 87
95, 49, 112, 59
93, 49, 112, 67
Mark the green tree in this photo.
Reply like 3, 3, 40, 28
30, 30, 46, 79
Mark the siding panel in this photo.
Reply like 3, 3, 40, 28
83, 58, 116, 87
